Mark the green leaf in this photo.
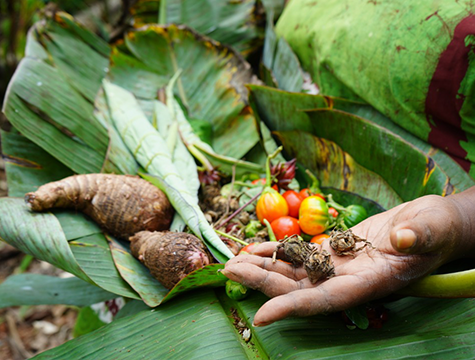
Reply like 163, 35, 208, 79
262, 19, 304, 92
0, 274, 115, 308
108, 25, 260, 159
276, 130, 402, 210
54, 211, 102, 241
73, 306, 107, 338
0, 198, 89, 283
33, 290, 251, 360
108, 237, 168, 307
344, 306, 369, 330
70, 235, 141, 300
0, 129, 73, 197
331, 98, 475, 192
249, 85, 456, 202
161, 264, 227, 304
132, 0, 264, 55
32, 288, 475, 359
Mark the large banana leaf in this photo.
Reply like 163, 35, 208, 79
131, 0, 264, 55
0, 274, 116, 308
108, 24, 260, 159
32, 289, 475, 359
248, 85, 470, 201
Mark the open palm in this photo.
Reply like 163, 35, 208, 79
223, 194, 469, 326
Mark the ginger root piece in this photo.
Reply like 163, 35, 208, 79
25, 174, 174, 240
130, 231, 212, 289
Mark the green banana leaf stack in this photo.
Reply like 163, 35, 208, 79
1, 1, 475, 358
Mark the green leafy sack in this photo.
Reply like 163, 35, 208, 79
276, 0, 475, 179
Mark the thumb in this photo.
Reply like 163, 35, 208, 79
389, 209, 455, 255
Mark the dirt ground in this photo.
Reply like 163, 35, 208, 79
0, 158, 78, 359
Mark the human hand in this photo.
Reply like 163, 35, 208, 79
223, 192, 475, 326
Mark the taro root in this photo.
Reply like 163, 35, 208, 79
130, 231, 212, 289
329, 229, 373, 256
305, 248, 335, 283
25, 174, 174, 241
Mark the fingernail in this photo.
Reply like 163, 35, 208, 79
396, 229, 417, 250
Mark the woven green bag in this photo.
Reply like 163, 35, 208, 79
276, 0, 475, 177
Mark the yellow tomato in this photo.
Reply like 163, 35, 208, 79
298, 196, 330, 235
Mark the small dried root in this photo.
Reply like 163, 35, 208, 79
272, 235, 335, 283
305, 248, 335, 284
130, 231, 212, 289
25, 174, 174, 241
329, 229, 374, 256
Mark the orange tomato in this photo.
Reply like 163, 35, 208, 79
310, 233, 330, 244
270, 216, 301, 240
298, 196, 330, 235
282, 190, 303, 218
256, 187, 288, 224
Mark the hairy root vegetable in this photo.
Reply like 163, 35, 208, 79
25, 174, 174, 240
130, 231, 212, 289
329, 229, 374, 256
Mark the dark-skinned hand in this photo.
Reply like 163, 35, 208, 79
222, 189, 475, 327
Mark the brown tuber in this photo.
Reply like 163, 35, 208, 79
130, 231, 212, 289
25, 174, 174, 240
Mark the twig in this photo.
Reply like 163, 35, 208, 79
215, 189, 263, 229
6, 313, 33, 359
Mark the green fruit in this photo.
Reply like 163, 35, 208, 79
343, 205, 368, 228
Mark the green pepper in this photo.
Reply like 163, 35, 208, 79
343, 205, 368, 228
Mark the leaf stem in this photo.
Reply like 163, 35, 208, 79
188, 144, 214, 171
215, 229, 249, 246
265, 146, 283, 187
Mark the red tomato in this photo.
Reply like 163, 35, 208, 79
282, 190, 303, 218
256, 187, 289, 224
252, 178, 278, 191
239, 242, 259, 255
270, 216, 301, 241
328, 207, 339, 218
310, 233, 330, 244
299, 188, 325, 201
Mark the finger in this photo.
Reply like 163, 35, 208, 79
223, 262, 311, 297
390, 201, 459, 254
252, 274, 395, 326
226, 254, 308, 280
249, 242, 280, 257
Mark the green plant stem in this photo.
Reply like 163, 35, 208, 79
188, 144, 214, 171
159, 0, 167, 24
305, 169, 322, 194
215, 229, 249, 246
265, 146, 283, 187
326, 194, 347, 212
263, 219, 277, 242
